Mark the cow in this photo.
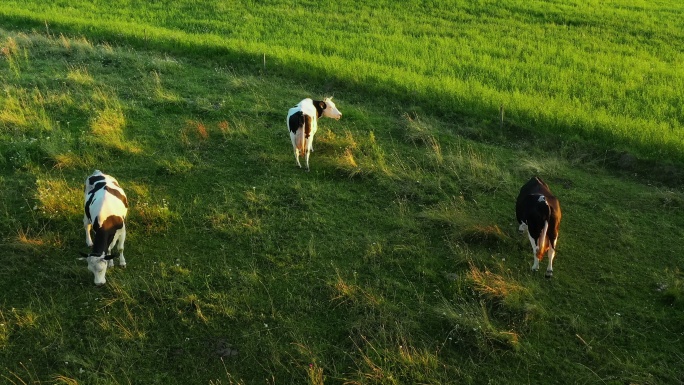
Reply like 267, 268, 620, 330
286, 97, 342, 171
78, 170, 129, 286
516, 176, 562, 278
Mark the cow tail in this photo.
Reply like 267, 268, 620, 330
537, 219, 549, 260
296, 129, 305, 152
536, 201, 551, 260
302, 115, 313, 152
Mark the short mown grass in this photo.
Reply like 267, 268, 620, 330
0, 6, 683, 385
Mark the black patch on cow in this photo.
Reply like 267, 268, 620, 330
518, 195, 550, 245
105, 186, 128, 208
88, 175, 106, 186
91, 215, 124, 255
312, 100, 326, 118
288, 111, 304, 134
89, 181, 107, 195
84, 182, 106, 221
84, 199, 92, 221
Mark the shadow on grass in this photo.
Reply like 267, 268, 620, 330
1, 13, 683, 187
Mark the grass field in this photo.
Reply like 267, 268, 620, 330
1, 0, 684, 167
1, 1, 683, 384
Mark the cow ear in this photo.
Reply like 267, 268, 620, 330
78, 252, 89, 260
104, 254, 116, 260
319, 101, 326, 110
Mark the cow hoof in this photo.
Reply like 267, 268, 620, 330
120, 264, 127, 268
545, 271, 553, 278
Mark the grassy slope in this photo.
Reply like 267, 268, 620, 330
0, 0, 683, 166
0, 2, 683, 385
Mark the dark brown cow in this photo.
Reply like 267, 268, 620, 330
516, 177, 562, 277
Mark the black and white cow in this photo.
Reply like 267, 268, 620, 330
79, 170, 128, 286
516, 177, 562, 278
286, 97, 342, 171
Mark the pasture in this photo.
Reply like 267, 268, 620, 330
0, 1, 683, 384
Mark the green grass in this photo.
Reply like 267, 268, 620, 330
1, 2, 684, 384
1, 0, 684, 169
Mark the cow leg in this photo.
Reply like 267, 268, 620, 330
106, 233, 118, 267
545, 248, 555, 278
545, 238, 558, 278
527, 231, 540, 272
304, 148, 311, 172
84, 215, 93, 247
294, 148, 302, 168
117, 225, 127, 268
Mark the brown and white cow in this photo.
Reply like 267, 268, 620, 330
516, 177, 562, 278
286, 97, 342, 171
78, 170, 128, 286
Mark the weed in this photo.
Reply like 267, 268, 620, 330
66, 64, 94, 85
401, 112, 435, 145
465, 263, 539, 322
439, 297, 521, 353
657, 268, 684, 308
1, 36, 25, 77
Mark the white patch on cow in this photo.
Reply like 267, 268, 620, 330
84, 219, 94, 247
537, 195, 546, 203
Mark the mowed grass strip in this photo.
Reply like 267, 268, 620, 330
0, 0, 683, 165
0, 16, 683, 385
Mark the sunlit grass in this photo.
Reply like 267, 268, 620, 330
0, 16, 683, 385
2, 0, 683, 162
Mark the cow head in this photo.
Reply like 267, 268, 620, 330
78, 252, 115, 286
321, 97, 342, 120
